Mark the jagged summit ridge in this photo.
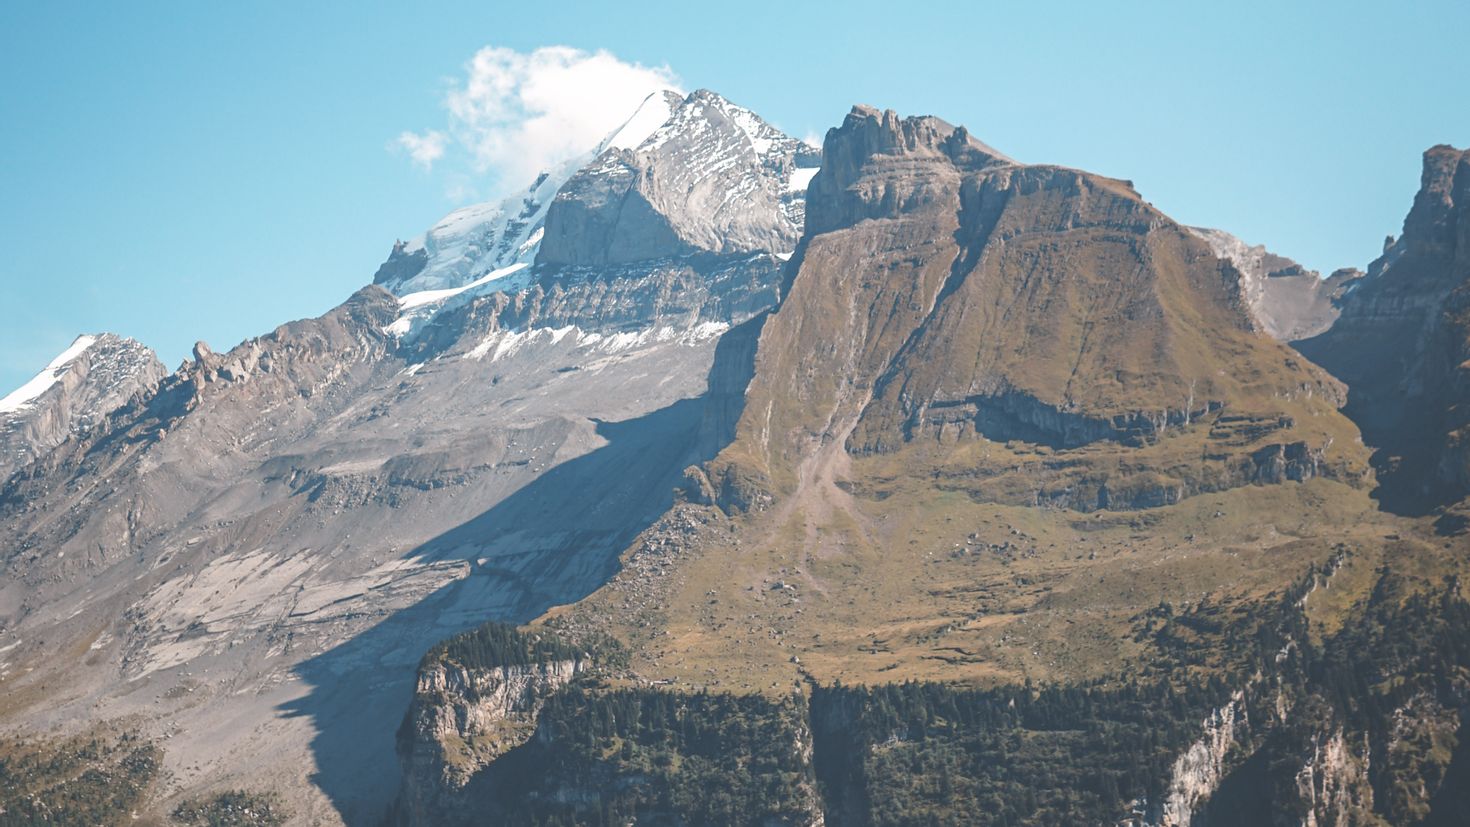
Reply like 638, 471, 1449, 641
805, 105, 1012, 236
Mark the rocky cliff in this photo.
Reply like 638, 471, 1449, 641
395, 654, 587, 825
1296, 145, 1470, 514
390, 624, 824, 825
393, 566, 1470, 827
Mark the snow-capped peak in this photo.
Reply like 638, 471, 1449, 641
537, 89, 820, 267
373, 90, 684, 297
373, 87, 820, 330
0, 334, 98, 414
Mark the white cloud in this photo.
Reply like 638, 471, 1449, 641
398, 46, 682, 194
395, 130, 448, 170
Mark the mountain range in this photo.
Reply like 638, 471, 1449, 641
1, 89, 1467, 827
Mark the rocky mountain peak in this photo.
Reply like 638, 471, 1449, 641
373, 88, 813, 311
372, 90, 685, 295
536, 89, 816, 267
1398, 144, 1469, 261
830, 104, 1008, 162
805, 105, 1012, 236
715, 102, 1362, 512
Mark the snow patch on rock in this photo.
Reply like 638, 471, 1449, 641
0, 335, 97, 413
462, 320, 731, 363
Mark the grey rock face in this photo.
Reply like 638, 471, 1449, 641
7, 271, 776, 811
1187, 227, 1362, 341
0, 267, 776, 824
394, 657, 587, 825
0, 333, 166, 478
538, 89, 819, 266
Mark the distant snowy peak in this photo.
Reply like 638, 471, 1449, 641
0, 332, 166, 473
373, 90, 686, 296
0, 335, 99, 414
374, 89, 818, 294
371, 160, 562, 296
1, 333, 163, 416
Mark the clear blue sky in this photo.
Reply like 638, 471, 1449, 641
2, 0, 1466, 392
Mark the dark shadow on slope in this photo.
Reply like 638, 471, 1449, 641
1293, 326, 1459, 518
1194, 739, 1280, 825
275, 314, 766, 825
1300, 379, 1453, 517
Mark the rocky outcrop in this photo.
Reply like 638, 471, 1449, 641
909, 387, 1229, 450
1295, 145, 1470, 513
392, 636, 824, 826
395, 657, 587, 825
803, 104, 1010, 236
1188, 227, 1362, 341
372, 239, 430, 289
